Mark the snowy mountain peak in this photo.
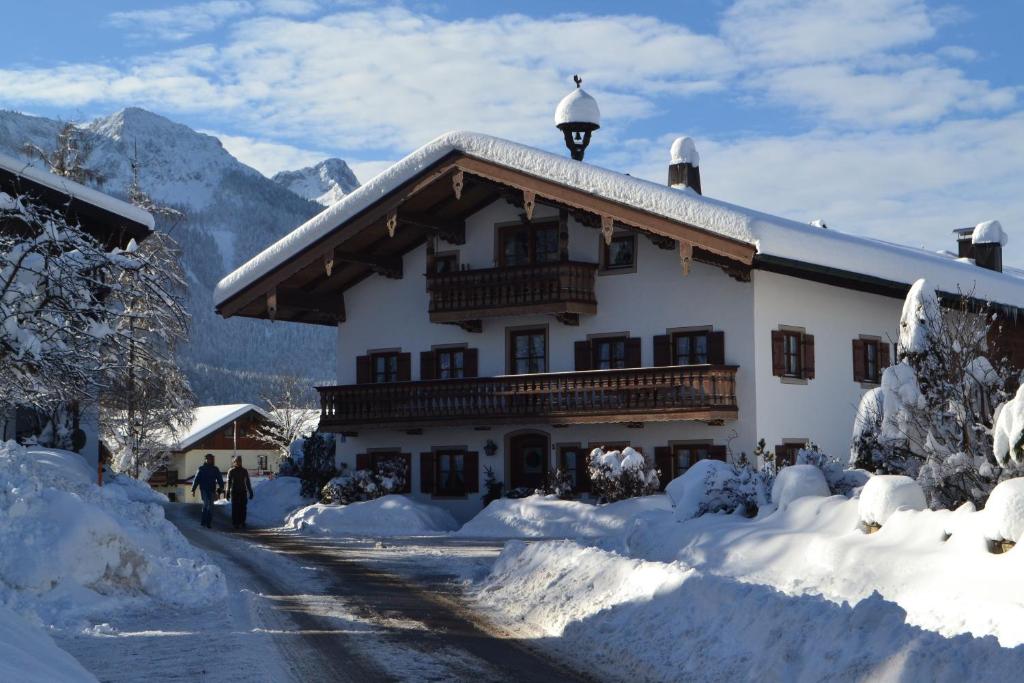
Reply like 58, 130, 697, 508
273, 158, 360, 206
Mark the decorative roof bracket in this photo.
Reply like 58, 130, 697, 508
523, 190, 536, 221
452, 169, 464, 200
601, 215, 614, 246
679, 240, 693, 276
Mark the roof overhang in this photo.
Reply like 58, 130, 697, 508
215, 152, 756, 325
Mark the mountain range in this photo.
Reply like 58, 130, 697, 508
0, 107, 360, 404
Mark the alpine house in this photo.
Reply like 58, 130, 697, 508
214, 81, 1024, 522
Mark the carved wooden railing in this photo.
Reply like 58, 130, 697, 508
426, 260, 598, 321
318, 365, 738, 430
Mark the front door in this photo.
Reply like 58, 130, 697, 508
509, 433, 549, 491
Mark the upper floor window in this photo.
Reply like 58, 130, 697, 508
509, 328, 547, 374
432, 252, 458, 274
852, 337, 888, 384
673, 331, 709, 365
771, 328, 815, 381
499, 222, 559, 267
593, 336, 627, 369
372, 351, 400, 383
783, 332, 801, 377
436, 347, 465, 379
601, 232, 636, 272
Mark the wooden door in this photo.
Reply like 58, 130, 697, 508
509, 433, 549, 491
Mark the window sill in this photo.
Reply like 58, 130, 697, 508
779, 376, 808, 385
431, 494, 469, 500
598, 266, 637, 276
859, 380, 881, 390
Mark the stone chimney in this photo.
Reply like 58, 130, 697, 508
668, 137, 701, 194
955, 220, 1007, 273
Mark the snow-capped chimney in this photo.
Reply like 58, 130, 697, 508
955, 220, 1007, 273
668, 137, 701, 194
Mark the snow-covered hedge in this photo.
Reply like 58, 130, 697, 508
982, 478, 1024, 543
588, 447, 659, 502
286, 494, 458, 537
667, 460, 769, 521
771, 465, 829, 510
858, 475, 927, 526
321, 457, 408, 504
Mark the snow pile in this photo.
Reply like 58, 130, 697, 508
0, 603, 97, 683
553, 88, 600, 126
669, 136, 699, 165
982, 478, 1024, 543
456, 494, 670, 539
666, 459, 753, 520
246, 476, 307, 527
285, 494, 459, 537
993, 385, 1024, 466
0, 442, 226, 628
899, 278, 940, 355
475, 539, 1024, 682
973, 219, 1008, 246
771, 465, 830, 510
858, 474, 927, 526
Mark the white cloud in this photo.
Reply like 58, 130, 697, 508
208, 130, 329, 175
109, 1, 254, 41
258, 0, 321, 15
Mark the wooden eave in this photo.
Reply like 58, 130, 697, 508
0, 166, 152, 249
215, 152, 757, 324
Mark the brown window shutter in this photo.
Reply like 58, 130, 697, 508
420, 452, 435, 494
708, 445, 727, 462
625, 337, 642, 368
879, 342, 891, 370
397, 352, 412, 381
654, 446, 672, 490
802, 334, 815, 380
574, 340, 592, 371
464, 451, 480, 493
708, 331, 725, 365
770, 331, 785, 377
420, 351, 436, 381
400, 453, 412, 493
852, 339, 866, 382
356, 355, 371, 384
464, 348, 479, 378
356, 453, 369, 471
653, 334, 671, 366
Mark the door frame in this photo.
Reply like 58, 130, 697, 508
505, 429, 551, 491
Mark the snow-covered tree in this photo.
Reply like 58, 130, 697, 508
588, 446, 660, 502
254, 374, 319, 464
321, 457, 407, 504
22, 122, 104, 186
299, 432, 337, 498
853, 279, 1015, 508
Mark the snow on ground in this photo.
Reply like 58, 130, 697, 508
286, 494, 459, 536
0, 603, 97, 683
247, 476, 307, 527
475, 539, 1024, 683
455, 494, 671, 539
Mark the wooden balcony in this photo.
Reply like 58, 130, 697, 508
426, 260, 598, 324
318, 365, 738, 431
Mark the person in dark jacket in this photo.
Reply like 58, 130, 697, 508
226, 456, 254, 529
191, 453, 225, 528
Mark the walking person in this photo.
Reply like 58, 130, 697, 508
226, 456, 254, 529
191, 453, 225, 528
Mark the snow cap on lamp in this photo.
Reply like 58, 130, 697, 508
555, 75, 600, 161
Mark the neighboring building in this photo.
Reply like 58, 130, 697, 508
211, 89, 1024, 522
148, 404, 278, 502
0, 151, 154, 474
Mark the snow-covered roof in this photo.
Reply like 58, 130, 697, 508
0, 151, 155, 230
670, 137, 700, 166
214, 130, 1024, 311
166, 404, 269, 451
554, 89, 600, 127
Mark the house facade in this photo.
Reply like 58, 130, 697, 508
213, 120, 1024, 523
148, 404, 278, 502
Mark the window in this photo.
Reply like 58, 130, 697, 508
371, 351, 400, 383
499, 222, 559, 266
558, 446, 590, 493
257, 455, 268, 471
509, 328, 547, 374
432, 253, 458, 274
601, 233, 636, 272
435, 347, 465, 379
673, 443, 710, 475
853, 338, 887, 385
783, 332, 801, 377
593, 336, 627, 369
673, 331, 709, 365
864, 340, 879, 383
435, 449, 467, 496
223, 425, 234, 438
771, 329, 814, 381
775, 442, 805, 468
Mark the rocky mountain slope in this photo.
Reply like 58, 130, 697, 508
0, 107, 359, 404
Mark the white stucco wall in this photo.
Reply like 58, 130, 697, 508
751, 270, 903, 460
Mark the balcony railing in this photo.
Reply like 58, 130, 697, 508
426, 260, 598, 323
318, 365, 738, 431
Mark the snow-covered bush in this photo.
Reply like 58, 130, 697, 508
981, 478, 1024, 544
668, 449, 775, 521
299, 432, 337, 499
771, 465, 830, 510
993, 385, 1024, 467
481, 466, 504, 507
851, 279, 1014, 509
858, 475, 927, 527
321, 457, 407, 505
588, 446, 660, 502
798, 443, 870, 497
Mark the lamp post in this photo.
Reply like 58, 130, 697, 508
555, 75, 600, 161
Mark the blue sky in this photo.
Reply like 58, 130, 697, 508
3, 0, 1024, 262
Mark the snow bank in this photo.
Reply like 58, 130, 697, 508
982, 478, 1024, 543
456, 494, 670, 539
771, 465, 830, 510
246, 476, 306, 527
858, 474, 927, 526
0, 603, 96, 683
665, 459, 737, 521
0, 443, 226, 629
476, 540, 1024, 682
993, 385, 1024, 466
285, 495, 459, 537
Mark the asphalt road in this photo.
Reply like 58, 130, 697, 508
166, 503, 588, 683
